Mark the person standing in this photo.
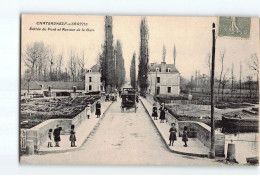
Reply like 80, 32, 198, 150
69, 125, 76, 147
182, 126, 188, 147
53, 124, 62, 147
159, 103, 167, 123
169, 123, 177, 146
47, 129, 53, 148
86, 103, 91, 119
152, 102, 158, 120
95, 100, 101, 118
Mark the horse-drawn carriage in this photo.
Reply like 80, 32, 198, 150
120, 88, 138, 113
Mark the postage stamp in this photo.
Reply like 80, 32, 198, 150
218, 16, 251, 39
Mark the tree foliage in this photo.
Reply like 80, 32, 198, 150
130, 52, 136, 89
138, 17, 149, 95
115, 40, 126, 89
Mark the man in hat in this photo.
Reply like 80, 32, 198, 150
53, 124, 62, 147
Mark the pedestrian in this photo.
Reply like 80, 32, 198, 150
69, 125, 76, 147
53, 124, 62, 147
95, 100, 101, 118
47, 129, 53, 148
119, 90, 122, 98
159, 103, 167, 123
169, 123, 177, 146
86, 103, 91, 119
182, 126, 188, 147
152, 102, 158, 120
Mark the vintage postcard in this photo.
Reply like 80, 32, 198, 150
20, 15, 259, 165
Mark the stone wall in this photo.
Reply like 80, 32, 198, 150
26, 118, 72, 151
24, 96, 105, 152
146, 94, 225, 157
178, 121, 225, 157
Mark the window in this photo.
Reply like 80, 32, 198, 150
89, 77, 92, 82
168, 68, 171, 72
156, 68, 159, 72
89, 69, 92, 73
89, 85, 92, 91
100, 77, 102, 82
100, 86, 103, 91
157, 77, 160, 83
168, 87, 171, 93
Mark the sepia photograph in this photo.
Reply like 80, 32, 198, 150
19, 14, 259, 166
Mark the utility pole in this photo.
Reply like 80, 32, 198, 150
210, 23, 216, 158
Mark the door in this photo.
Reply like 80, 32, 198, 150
156, 86, 160, 95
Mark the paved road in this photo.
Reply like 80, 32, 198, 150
21, 98, 221, 165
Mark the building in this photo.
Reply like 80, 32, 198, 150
148, 61, 180, 95
85, 64, 104, 92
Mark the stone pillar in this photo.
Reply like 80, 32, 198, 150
26, 140, 34, 155
227, 143, 236, 162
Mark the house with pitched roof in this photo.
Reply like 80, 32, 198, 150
85, 64, 104, 92
148, 60, 180, 95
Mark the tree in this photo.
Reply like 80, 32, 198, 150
247, 53, 259, 93
231, 63, 235, 93
23, 42, 47, 93
101, 16, 115, 92
115, 40, 126, 89
162, 44, 166, 63
138, 17, 149, 95
245, 76, 253, 99
239, 61, 243, 99
77, 51, 86, 81
221, 69, 229, 100
173, 44, 176, 67
130, 52, 136, 89
68, 50, 76, 81
218, 50, 226, 96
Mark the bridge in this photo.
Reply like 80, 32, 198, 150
20, 93, 225, 165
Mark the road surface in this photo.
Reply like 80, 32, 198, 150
21, 98, 221, 165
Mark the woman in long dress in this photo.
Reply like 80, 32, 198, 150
159, 103, 167, 123
169, 123, 177, 146
152, 102, 158, 120
95, 101, 101, 118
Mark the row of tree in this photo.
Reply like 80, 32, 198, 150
183, 51, 259, 99
23, 42, 87, 83
99, 16, 126, 92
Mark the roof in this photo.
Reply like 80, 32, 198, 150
88, 64, 101, 73
149, 62, 179, 73
21, 81, 85, 90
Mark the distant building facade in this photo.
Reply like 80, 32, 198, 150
148, 61, 180, 95
85, 64, 104, 92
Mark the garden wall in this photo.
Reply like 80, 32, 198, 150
24, 96, 104, 152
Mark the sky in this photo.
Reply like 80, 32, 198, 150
21, 15, 259, 81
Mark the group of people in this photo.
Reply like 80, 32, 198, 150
152, 102, 188, 147
86, 100, 102, 119
47, 100, 102, 148
152, 102, 167, 123
47, 124, 77, 148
